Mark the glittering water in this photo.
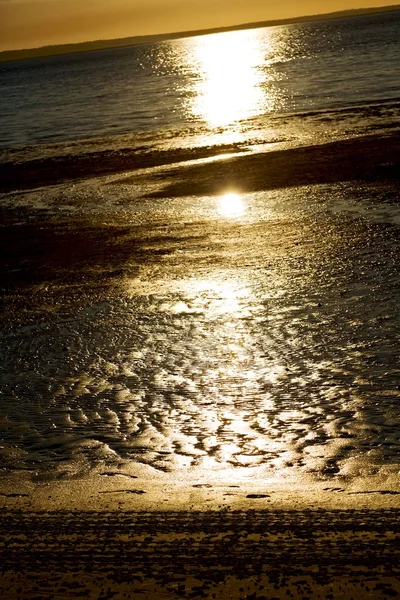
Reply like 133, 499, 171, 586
0, 11, 400, 150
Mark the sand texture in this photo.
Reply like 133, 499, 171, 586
1, 508, 399, 599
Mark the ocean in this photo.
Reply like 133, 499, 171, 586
1, 10, 400, 154
0, 10, 400, 495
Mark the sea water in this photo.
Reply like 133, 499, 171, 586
1, 10, 400, 152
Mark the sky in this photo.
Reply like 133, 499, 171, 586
0, 0, 397, 51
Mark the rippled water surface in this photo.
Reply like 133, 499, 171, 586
1, 10, 400, 149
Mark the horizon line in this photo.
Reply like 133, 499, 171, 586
1, 4, 399, 62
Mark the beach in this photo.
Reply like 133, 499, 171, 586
1, 11, 400, 596
1, 130, 400, 598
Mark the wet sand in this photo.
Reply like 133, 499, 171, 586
1, 132, 400, 597
1, 132, 400, 327
1, 131, 400, 194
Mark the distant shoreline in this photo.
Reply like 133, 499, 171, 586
1, 4, 399, 63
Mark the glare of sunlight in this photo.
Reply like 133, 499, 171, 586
218, 192, 246, 218
189, 278, 250, 316
188, 29, 274, 127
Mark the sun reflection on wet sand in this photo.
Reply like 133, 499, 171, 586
113, 257, 376, 483
180, 276, 255, 319
2, 179, 400, 493
218, 192, 246, 218
161, 274, 305, 477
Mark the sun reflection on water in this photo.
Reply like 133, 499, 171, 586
185, 29, 278, 128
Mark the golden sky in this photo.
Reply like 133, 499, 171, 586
0, 0, 397, 51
